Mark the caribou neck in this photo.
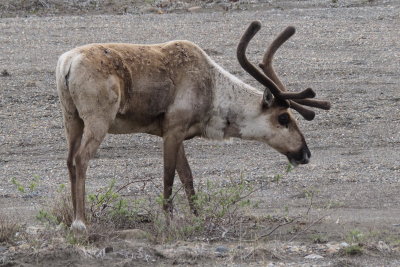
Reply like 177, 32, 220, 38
204, 60, 265, 140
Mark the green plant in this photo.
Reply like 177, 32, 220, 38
11, 177, 26, 193
346, 229, 364, 243
57, 183, 66, 193
311, 233, 328, 244
88, 179, 138, 226
35, 183, 73, 226
36, 209, 59, 225
326, 200, 345, 209
10, 175, 40, 194
273, 163, 293, 183
29, 175, 40, 191
343, 244, 363, 255
195, 176, 253, 218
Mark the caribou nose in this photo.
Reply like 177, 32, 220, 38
304, 145, 311, 159
302, 146, 311, 164
287, 145, 311, 165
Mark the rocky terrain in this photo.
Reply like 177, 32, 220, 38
1, 0, 399, 266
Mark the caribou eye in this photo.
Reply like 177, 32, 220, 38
278, 113, 290, 127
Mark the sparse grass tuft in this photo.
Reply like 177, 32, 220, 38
36, 184, 74, 227
0, 215, 20, 243
343, 244, 363, 256
311, 233, 328, 244
346, 229, 364, 243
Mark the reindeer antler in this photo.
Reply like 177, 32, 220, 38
237, 21, 315, 103
237, 21, 330, 120
258, 23, 331, 120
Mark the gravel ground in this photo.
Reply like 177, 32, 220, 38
1, 0, 400, 265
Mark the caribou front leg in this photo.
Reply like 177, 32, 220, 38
176, 144, 198, 215
162, 133, 184, 218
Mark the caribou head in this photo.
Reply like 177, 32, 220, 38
236, 21, 330, 165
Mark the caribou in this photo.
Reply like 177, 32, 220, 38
56, 21, 330, 233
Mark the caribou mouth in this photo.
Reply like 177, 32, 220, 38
287, 146, 311, 166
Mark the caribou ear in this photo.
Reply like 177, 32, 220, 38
262, 88, 274, 108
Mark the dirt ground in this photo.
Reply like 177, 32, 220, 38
1, 0, 400, 266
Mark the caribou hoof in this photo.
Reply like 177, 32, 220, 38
163, 203, 174, 226
71, 219, 87, 235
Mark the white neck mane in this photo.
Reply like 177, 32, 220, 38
204, 57, 265, 140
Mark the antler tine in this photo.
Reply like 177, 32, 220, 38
237, 21, 285, 99
290, 102, 315, 121
259, 26, 295, 92
293, 98, 331, 110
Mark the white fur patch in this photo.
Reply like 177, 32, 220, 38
240, 114, 273, 141
71, 219, 87, 233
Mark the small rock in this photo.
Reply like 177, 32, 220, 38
25, 81, 37, 87
117, 229, 151, 242
26, 226, 45, 235
215, 245, 229, 254
1, 69, 10, 76
18, 244, 30, 250
95, 247, 113, 257
377, 241, 391, 252
157, 0, 170, 8
340, 242, 349, 248
304, 253, 324, 259
0, 246, 7, 252
286, 245, 300, 253
52, 237, 66, 244
144, 7, 163, 14
188, 6, 201, 12
326, 243, 340, 254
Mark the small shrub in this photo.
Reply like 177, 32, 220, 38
343, 244, 363, 255
311, 233, 328, 244
346, 229, 364, 243
87, 179, 152, 229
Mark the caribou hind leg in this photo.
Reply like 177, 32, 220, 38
65, 115, 84, 220
71, 117, 110, 233
61, 66, 121, 233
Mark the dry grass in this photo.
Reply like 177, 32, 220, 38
0, 215, 20, 243
50, 192, 74, 227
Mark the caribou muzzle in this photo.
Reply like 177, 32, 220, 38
287, 145, 311, 166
